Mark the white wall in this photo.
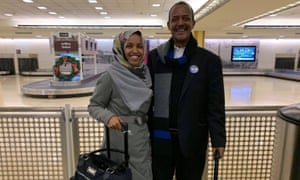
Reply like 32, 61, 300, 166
95, 39, 113, 52
0, 38, 299, 71
205, 39, 300, 70
258, 39, 299, 69
0, 39, 52, 70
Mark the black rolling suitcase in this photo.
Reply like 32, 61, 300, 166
71, 123, 132, 180
213, 151, 220, 180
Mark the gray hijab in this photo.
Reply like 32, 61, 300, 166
107, 30, 152, 112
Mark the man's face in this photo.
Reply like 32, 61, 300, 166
167, 4, 195, 47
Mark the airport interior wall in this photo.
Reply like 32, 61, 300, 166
0, 38, 299, 72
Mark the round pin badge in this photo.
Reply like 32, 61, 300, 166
189, 65, 199, 74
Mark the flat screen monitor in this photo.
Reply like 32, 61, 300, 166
231, 46, 256, 62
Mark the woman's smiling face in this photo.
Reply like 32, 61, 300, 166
125, 33, 144, 67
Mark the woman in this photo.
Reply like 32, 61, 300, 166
88, 30, 153, 180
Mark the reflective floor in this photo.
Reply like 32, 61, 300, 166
0, 75, 300, 107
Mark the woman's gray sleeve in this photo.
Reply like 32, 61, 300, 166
88, 72, 115, 125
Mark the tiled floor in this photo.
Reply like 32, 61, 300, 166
0, 74, 300, 108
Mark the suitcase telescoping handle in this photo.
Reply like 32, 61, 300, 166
105, 122, 129, 167
214, 151, 220, 180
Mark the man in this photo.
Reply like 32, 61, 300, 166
147, 1, 226, 180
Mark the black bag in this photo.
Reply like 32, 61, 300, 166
71, 123, 132, 180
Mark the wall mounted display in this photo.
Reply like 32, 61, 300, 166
231, 46, 257, 62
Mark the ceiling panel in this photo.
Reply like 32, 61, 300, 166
0, 0, 299, 39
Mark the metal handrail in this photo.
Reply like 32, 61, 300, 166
225, 105, 283, 111
0, 106, 64, 112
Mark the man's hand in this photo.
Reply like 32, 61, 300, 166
212, 147, 225, 159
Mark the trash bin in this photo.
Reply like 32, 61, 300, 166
277, 103, 300, 180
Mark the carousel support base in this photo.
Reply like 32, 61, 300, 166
0, 71, 11, 75
20, 69, 53, 76
21, 74, 102, 98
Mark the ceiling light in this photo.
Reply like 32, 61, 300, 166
4, 13, 14, 17
150, 14, 157, 17
152, 4, 160, 7
234, 1, 300, 27
17, 25, 163, 30
88, 0, 97, 3
23, 0, 34, 3
48, 12, 57, 15
244, 25, 300, 29
37, 6, 47, 10
95, 7, 103, 10
100, 12, 108, 15
194, 0, 230, 20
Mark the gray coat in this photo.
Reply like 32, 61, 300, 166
88, 71, 152, 180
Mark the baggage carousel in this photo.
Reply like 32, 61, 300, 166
21, 73, 102, 98
223, 69, 300, 81
20, 69, 300, 98
0, 71, 11, 75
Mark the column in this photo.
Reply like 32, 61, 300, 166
193, 30, 205, 48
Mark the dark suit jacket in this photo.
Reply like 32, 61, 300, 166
147, 36, 226, 157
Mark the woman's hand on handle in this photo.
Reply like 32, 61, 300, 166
107, 116, 123, 130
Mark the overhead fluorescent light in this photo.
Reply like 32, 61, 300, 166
86, 32, 104, 35
152, 3, 160, 7
4, 13, 14, 17
15, 32, 33, 34
37, 6, 47, 10
23, 0, 34, 3
17, 24, 163, 29
269, 14, 277, 17
234, 1, 300, 27
226, 32, 243, 35
244, 25, 300, 29
194, 0, 230, 20
88, 0, 97, 3
48, 12, 57, 15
